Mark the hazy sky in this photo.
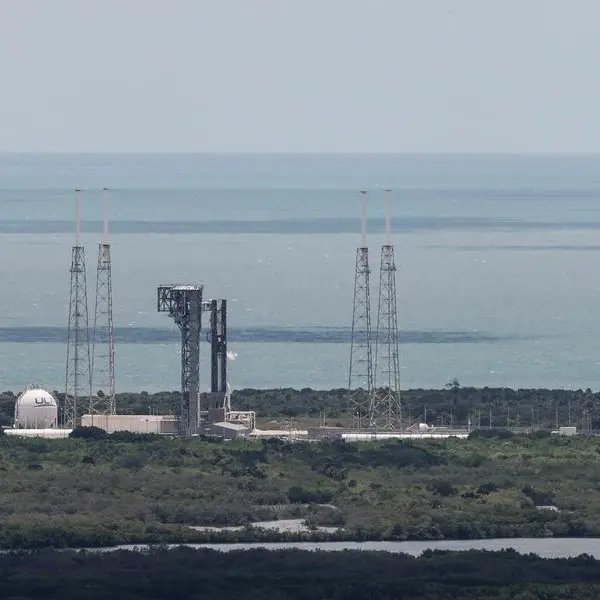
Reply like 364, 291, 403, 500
0, 0, 598, 153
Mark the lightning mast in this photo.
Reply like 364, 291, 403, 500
371, 189, 402, 430
348, 190, 373, 427
91, 187, 116, 414
64, 189, 92, 427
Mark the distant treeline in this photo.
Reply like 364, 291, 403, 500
231, 384, 598, 430
2, 547, 600, 599
0, 384, 597, 429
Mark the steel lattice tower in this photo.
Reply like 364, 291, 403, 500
91, 188, 116, 414
64, 189, 92, 428
348, 191, 373, 428
371, 189, 402, 430
157, 284, 203, 436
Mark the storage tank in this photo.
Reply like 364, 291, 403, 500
14, 386, 58, 429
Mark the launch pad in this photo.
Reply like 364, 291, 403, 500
157, 285, 253, 436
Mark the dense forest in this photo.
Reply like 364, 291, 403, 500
2, 546, 600, 599
0, 384, 597, 430
0, 431, 600, 548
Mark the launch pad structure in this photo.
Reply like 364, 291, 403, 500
157, 285, 204, 435
58, 189, 254, 436
370, 189, 402, 430
157, 285, 253, 436
348, 191, 373, 428
91, 188, 116, 415
64, 189, 92, 428
348, 188, 402, 432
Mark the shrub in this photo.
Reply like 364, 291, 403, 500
70, 426, 108, 440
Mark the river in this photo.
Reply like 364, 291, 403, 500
83, 538, 600, 558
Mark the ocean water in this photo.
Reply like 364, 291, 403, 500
2, 153, 600, 393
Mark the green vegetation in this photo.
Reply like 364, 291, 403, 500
3, 547, 600, 599
0, 385, 596, 430
232, 384, 599, 430
0, 431, 600, 548
0, 386, 599, 551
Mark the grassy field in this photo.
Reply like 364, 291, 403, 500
0, 430, 599, 548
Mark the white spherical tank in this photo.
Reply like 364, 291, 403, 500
14, 387, 58, 429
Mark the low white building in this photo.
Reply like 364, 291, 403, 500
201, 421, 249, 439
5, 428, 71, 439
81, 414, 179, 434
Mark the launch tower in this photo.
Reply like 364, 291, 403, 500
157, 284, 203, 435
91, 188, 116, 414
64, 189, 92, 427
370, 189, 402, 430
348, 191, 373, 427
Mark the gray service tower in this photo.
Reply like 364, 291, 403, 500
157, 284, 227, 436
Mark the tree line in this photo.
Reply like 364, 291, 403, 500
0, 385, 597, 430
1, 546, 600, 599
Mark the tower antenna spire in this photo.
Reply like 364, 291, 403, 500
348, 190, 374, 428
75, 188, 82, 246
371, 188, 402, 431
102, 186, 109, 243
385, 188, 391, 246
65, 189, 92, 427
361, 190, 367, 248
91, 187, 116, 416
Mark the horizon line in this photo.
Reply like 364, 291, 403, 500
2, 151, 600, 157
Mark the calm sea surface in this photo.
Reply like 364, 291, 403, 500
2, 153, 600, 393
